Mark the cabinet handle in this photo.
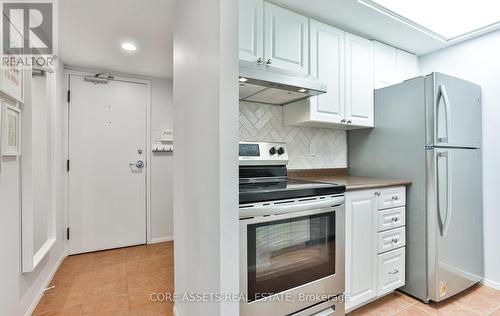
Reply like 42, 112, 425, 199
389, 269, 399, 275
341, 119, 346, 123
347, 120, 352, 124
392, 196, 399, 201
257, 58, 264, 65
266, 59, 272, 65
375, 192, 381, 196
391, 217, 399, 222
392, 238, 399, 244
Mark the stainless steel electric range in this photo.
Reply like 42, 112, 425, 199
239, 141, 346, 316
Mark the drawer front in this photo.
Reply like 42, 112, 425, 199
377, 207, 405, 232
378, 247, 405, 296
377, 227, 406, 254
377, 187, 406, 210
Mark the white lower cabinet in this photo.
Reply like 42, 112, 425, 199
377, 227, 406, 254
378, 247, 406, 295
346, 186, 407, 313
345, 190, 378, 311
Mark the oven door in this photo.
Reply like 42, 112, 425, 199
240, 204, 345, 316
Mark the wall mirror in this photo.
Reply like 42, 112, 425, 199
21, 67, 57, 273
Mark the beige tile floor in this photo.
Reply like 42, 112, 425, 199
34, 242, 500, 316
348, 286, 500, 316
33, 242, 174, 316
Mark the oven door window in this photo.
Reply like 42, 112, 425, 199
247, 211, 336, 302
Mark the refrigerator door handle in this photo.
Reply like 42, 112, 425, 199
436, 151, 452, 237
437, 85, 452, 144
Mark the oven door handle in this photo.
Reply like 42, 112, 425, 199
242, 196, 344, 217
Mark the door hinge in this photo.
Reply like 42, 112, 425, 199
66, 159, 70, 172
66, 227, 70, 240
67, 90, 71, 103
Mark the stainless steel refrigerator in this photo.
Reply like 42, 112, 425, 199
349, 72, 484, 303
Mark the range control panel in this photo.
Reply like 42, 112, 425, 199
239, 141, 289, 166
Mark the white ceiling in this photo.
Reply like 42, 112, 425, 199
60, 0, 174, 79
59, 0, 487, 79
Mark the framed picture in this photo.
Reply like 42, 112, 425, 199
2, 102, 21, 156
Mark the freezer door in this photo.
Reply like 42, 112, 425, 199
426, 148, 483, 302
426, 73, 482, 148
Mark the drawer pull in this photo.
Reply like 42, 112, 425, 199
389, 269, 399, 275
375, 191, 381, 196
391, 217, 399, 222
392, 196, 399, 201
392, 238, 399, 244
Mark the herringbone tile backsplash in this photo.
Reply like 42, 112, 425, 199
240, 102, 347, 169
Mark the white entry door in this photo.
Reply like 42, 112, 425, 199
68, 74, 148, 255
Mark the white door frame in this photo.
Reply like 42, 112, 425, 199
63, 68, 152, 255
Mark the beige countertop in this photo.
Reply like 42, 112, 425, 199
288, 169, 412, 191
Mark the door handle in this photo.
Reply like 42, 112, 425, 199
437, 85, 452, 144
436, 151, 451, 236
130, 160, 145, 169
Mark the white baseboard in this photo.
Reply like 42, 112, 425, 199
173, 304, 180, 316
482, 278, 500, 291
25, 253, 66, 316
150, 236, 174, 244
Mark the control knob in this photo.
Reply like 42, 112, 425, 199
277, 147, 285, 155
269, 147, 277, 155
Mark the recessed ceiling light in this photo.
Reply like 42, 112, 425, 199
359, 0, 500, 41
121, 42, 137, 52
239, 77, 248, 82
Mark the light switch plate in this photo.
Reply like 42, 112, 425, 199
160, 129, 173, 142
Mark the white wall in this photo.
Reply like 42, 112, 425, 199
173, 0, 239, 315
420, 29, 500, 289
150, 78, 174, 241
0, 60, 66, 316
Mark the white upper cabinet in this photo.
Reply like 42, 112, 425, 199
238, 1, 419, 130
345, 33, 374, 127
284, 29, 373, 129
397, 49, 419, 82
373, 40, 419, 89
264, 2, 309, 75
239, 0, 264, 63
373, 41, 398, 89
309, 20, 345, 123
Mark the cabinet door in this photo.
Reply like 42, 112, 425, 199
239, 0, 264, 63
397, 49, 419, 82
264, 2, 309, 75
346, 190, 378, 311
373, 41, 398, 89
309, 20, 345, 123
345, 33, 374, 127
378, 248, 406, 295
